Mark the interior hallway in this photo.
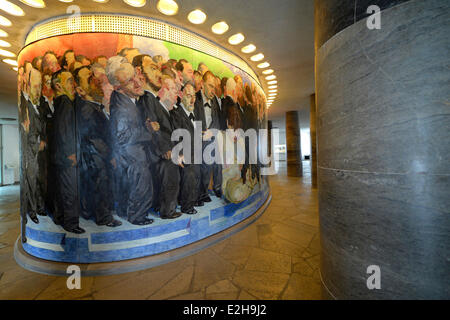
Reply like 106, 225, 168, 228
0, 161, 321, 300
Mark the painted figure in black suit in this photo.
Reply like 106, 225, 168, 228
107, 56, 154, 225
194, 71, 223, 203
153, 75, 184, 219
171, 82, 201, 215
73, 66, 122, 228
132, 54, 164, 212
51, 70, 84, 233
214, 75, 227, 131
39, 72, 57, 215
23, 67, 46, 223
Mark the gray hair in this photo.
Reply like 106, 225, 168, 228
106, 56, 128, 86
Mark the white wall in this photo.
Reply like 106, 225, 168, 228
2, 124, 20, 184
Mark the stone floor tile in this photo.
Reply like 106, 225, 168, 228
217, 244, 253, 270
232, 270, 290, 300
35, 277, 95, 300
147, 265, 194, 300
205, 280, 239, 300
292, 257, 315, 276
245, 248, 291, 274
191, 250, 235, 292
237, 289, 258, 300
281, 273, 322, 300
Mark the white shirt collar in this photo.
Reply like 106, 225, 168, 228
201, 90, 210, 106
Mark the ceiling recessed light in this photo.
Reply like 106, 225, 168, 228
265, 75, 276, 80
0, 28, 7, 37
268, 85, 277, 89
257, 62, 269, 68
0, 48, 15, 57
268, 89, 277, 93
58, 0, 73, 2
0, 0, 25, 16
267, 80, 277, 85
211, 21, 229, 34
241, 44, 256, 54
93, 0, 109, 2
228, 33, 244, 45
269, 93, 277, 97
0, 15, 11, 27
250, 53, 264, 61
188, 9, 206, 24
3, 58, 17, 66
12, 66, 17, 71
262, 69, 274, 75
157, 0, 178, 15
123, 0, 146, 7
19, 0, 45, 8
0, 39, 10, 47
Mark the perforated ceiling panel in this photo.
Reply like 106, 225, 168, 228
24, 14, 261, 87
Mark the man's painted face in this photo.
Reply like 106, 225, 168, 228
42, 74, 53, 100
142, 61, 162, 90
194, 74, 202, 92
65, 52, 75, 69
181, 84, 195, 112
34, 58, 42, 71
117, 63, 144, 99
215, 77, 222, 97
29, 70, 42, 106
44, 54, 60, 74
78, 67, 92, 94
97, 57, 107, 69
181, 62, 194, 84
59, 71, 76, 101
159, 78, 178, 107
203, 76, 215, 100
81, 58, 91, 66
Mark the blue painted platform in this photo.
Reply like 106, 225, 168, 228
22, 180, 270, 263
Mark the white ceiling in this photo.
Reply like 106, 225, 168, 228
0, 0, 314, 128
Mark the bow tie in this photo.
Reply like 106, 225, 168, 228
204, 102, 211, 108
189, 113, 195, 121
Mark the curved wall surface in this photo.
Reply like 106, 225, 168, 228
17, 14, 270, 263
316, 0, 449, 299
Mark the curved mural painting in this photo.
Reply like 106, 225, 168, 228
17, 18, 270, 263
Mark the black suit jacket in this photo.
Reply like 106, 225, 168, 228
51, 95, 77, 168
214, 95, 227, 131
74, 95, 110, 164
152, 99, 176, 156
194, 90, 221, 132
171, 104, 197, 162
26, 99, 44, 157
138, 91, 164, 160
221, 96, 245, 129
109, 91, 152, 166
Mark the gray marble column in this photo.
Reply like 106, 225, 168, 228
310, 94, 318, 188
316, 0, 450, 299
285, 111, 303, 177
